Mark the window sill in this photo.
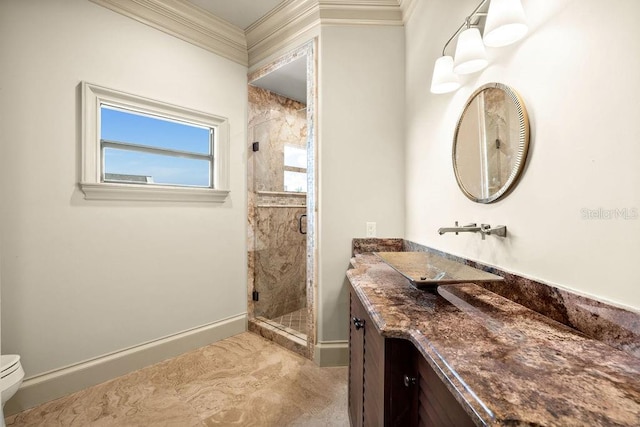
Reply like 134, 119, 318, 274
80, 182, 230, 203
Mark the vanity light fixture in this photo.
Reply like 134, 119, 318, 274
453, 25, 488, 74
483, 0, 528, 47
430, 56, 461, 94
429, 0, 528, 94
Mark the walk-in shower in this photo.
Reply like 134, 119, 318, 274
249, 96, 308, 339
247, 43, 316, 358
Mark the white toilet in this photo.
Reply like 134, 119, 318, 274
1, 355, 24, 408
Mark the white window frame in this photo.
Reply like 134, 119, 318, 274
80, 82, 230, 202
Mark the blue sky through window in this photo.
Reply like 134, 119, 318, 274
104, 148, 211, 187
101, 105, 212, 187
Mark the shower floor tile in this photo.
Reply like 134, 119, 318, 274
270, 308, 308, 336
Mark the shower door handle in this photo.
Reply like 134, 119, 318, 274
298, 214, 307, 234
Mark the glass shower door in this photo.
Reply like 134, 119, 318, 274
251, 115, 308, 337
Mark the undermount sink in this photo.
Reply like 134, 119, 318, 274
375, 251, 504, 290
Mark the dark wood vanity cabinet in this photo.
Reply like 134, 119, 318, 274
415, 355, 476, 427
349, 290, 366, 426
349, 289, 475, 427
349, 289, 417, 426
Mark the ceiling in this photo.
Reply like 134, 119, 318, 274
250, 56, 307, 103
186, 0, 285, 30
186, 0, 307, 103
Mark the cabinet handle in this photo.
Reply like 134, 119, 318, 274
403, 375, 417, 387
352, 317, 365, 330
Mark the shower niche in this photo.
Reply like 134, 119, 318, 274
247, 42, 316, 358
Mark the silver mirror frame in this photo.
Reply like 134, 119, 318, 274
452, 82, 530, 203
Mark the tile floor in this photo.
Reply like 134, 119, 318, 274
5, 332, 348, 426
270, 308, 308, 336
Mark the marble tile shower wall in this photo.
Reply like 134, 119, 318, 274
352, 238, 640, 359
249, 86, 307, 193
254, 206, 307, 319
248, 85, 308, 320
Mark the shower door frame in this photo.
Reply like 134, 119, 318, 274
247, 40, 318, 359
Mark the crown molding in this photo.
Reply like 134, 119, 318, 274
89, 0, 248, 66
246, 0, 320, 67
319, 0, 403, 26
246, 0, 403, 67
398, 0, 418, 23
318, 2, 403, 26
90, 0, 405, 69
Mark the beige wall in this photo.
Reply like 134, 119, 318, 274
405, 0, 640, 310
318, 25, 406, 341
0, 0, 247, 376
247, 24, 406, 346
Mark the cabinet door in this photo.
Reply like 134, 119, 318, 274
386, 339, 419, 427
417, 355, 475, 427
349, 291, 365, 427
349, 289, 475, 427
363, 305, 385, 427
349, 289, 386, 427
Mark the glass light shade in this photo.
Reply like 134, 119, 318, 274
430, 56, 461, 94
483, 0, 528, 47
453, 27, 488, 74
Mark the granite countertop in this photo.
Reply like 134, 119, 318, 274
347, 253, 640, 426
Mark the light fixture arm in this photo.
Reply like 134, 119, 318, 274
431, 0, 529, 94
441, 0, 489, 56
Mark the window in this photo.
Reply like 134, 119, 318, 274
283, 145, 307, 193
81, 82, 230, 202
101, 105, 213, 187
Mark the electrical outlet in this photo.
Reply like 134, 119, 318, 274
366, 222, 377, 237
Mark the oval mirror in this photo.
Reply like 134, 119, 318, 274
453, 82, 530, 203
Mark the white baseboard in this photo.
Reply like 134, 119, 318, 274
313, 340, 348, 367
4, 313, 247, 416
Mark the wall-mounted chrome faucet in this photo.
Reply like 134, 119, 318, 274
438, 221, 507, 240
